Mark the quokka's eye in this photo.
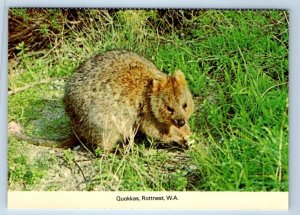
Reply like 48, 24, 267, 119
183, 103, 187, 109
167, 106, 174, 113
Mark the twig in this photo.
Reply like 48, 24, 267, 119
283, 11, 289, 26
40, 38, 62, 59
8, 77, 67, 96
72, 128, 95, 158
57, 155, 87, 182
73, 159, 87, 182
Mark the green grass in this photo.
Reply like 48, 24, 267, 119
8, 9, 288, 191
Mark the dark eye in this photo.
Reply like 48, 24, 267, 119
167, 106, 174, 113
183, 103, 187, 109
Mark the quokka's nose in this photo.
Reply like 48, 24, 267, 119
177, 119, 185, 127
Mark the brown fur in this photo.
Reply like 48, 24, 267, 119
64, 50, 194, 152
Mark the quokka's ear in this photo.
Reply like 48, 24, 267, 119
152, 73, 167, 93
172, 70, 187, 86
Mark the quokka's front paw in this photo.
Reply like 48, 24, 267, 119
169, 125, 192, 148
180, 125, 191, 140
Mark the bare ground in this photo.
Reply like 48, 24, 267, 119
8, 136, 197, 191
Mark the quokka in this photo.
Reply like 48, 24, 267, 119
63, 50, 194, 152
